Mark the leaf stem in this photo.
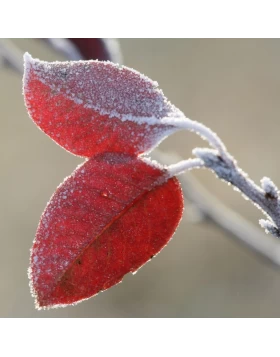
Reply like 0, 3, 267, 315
167, 158, 204, 176
173, 118, 230, 161
154, 149, 280, 267
172, 118, 280, 240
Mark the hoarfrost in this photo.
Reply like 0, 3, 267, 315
261, 176, 279, 199
23, 52, 185, 127
259, 219, 280, 238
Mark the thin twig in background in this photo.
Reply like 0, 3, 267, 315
0, 38, 24, 74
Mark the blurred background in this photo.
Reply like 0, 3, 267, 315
2, 39, 280, 317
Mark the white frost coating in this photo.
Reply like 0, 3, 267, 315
23, 52, 186, 126
259, 219, 280, 238
23, 52, 231, 160
167, 158, 204, 177
259, 219, 274, 230
23, 52, 33, 87
174, 119, 228, 158
192, 147, 219, 160
261, 177, 279, 198
141, 156, 165, 171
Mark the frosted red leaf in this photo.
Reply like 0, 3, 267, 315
23, 53, 185, 157
29, 153, 183, 309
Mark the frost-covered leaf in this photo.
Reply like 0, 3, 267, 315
24, 53, 185, 310
23, 53, 184, 157
29, 153, 183, 309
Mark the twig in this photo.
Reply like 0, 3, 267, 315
164, 116, 280, 238
154, 149, 280, 267
193, 148, 280, 234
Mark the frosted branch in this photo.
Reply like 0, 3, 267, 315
192, 145, 280, 237
261, 177, 279, 199
154, 149, 280, 267
168, 113, 280, 241
259, 219, 280, 238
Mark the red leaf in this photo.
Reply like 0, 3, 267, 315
29, 153, 183, 309
23, 53, 184, 157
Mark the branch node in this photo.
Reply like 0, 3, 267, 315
259, 219, 280, 238
193, 147, 234, 182
260, 177, 279, 200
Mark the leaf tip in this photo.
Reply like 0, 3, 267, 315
23, 52, 41, 84
23, 52, 34, 92
23, 51, 32, 63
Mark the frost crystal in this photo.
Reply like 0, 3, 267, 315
260, 177, 279, 199
23, 53, 184, 123
259, 219, 280, 238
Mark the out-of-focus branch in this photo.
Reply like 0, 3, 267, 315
43, 39, 82, 60
0, 39, 24, 74
0, 38, 80, 74
0, 38, 123, 74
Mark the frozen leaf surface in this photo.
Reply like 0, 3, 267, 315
29, 153, 183, 309
23, 53, 185, 157
24, 54, 186, 309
